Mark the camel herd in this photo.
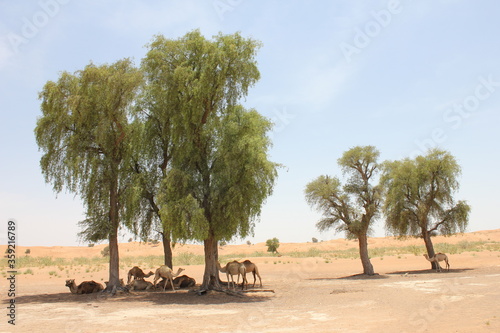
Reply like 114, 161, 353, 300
65, 259, 262, 294
65, 254, 450, 294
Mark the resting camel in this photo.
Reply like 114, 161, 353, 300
173, 275, 196, 288
242, 260, 262, 288
424, 253, 450, 272
217, 260, 247, 290
127, 266, 154, 284
128, 279, 154, 291
153, 265, 185, 292
155, 275, 196, 290
104, 279, 125, 288
65, 279, 104, 294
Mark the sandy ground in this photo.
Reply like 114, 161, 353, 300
2, 230, 500, 333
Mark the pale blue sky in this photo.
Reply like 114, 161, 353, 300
1, 0, 499, 246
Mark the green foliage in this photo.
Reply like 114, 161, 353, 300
145, 31, 279, 245
266, 237, 280, 253
25, 249, 31, 255
381, 149, 471, 238
35, 58, 144, 243
312, 237, 318, 243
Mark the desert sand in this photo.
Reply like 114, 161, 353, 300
2, 230, 500, 332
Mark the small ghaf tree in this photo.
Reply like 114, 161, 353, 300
305, 146, 382, 275
266, 238, 280, 254
35, 59, 143, 291
381, 149, 471, 269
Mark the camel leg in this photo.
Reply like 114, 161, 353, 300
435, 261, 442, 272
170, 278, 176, 293
227, 272, 234, 290
241, 273, 247, 290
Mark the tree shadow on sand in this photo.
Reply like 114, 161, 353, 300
386, 268, 475, 275
5, 289, 272, 306
309, 273, 390, 281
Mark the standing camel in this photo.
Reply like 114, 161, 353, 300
153, 265, 185, 292
127, 266, 154, 284
423, 253, 450, 272
242, 260, 262, 288
217, 260, 247, 290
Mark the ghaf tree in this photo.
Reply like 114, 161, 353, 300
305, 146, 382, 275
381, 148, 471, 269
146, 31, 279, 290
35, 59, 143, 290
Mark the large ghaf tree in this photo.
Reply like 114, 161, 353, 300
35, 59, 143, 290
305, 146, 382, 275
381, 149, 470, 268
145, 31, 278, 290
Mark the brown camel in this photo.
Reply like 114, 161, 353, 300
173, 275, 196, 288
65, 279, 104, 294
153, 266, 185, 292
155, 275, 195, 290
217, 260, 247, 290
424, 253, 450, 272
242, 260, 262, 288
127, 266, 154, 284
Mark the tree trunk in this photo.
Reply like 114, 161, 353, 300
358, 233, 375, 275
423, 231, 437, 270
201, 232, 222, 290
107, 176, 121, 291
162, 229, 173, 268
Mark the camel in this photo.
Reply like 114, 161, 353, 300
104, 278, 125, 288
65, 279, 104, 294
153, 265, 185, 292
127, 266, 154, 284
128, 279, 154, 291
217, 260, 247, 290
154, 278, 175, 291
424, 253, 450, 272
155, 275, 195, 290
173, 275, 196, 288
242, 260, 262, 288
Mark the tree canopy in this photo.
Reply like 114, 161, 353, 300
381, 148, 471, 266
35, 59, 144, 289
